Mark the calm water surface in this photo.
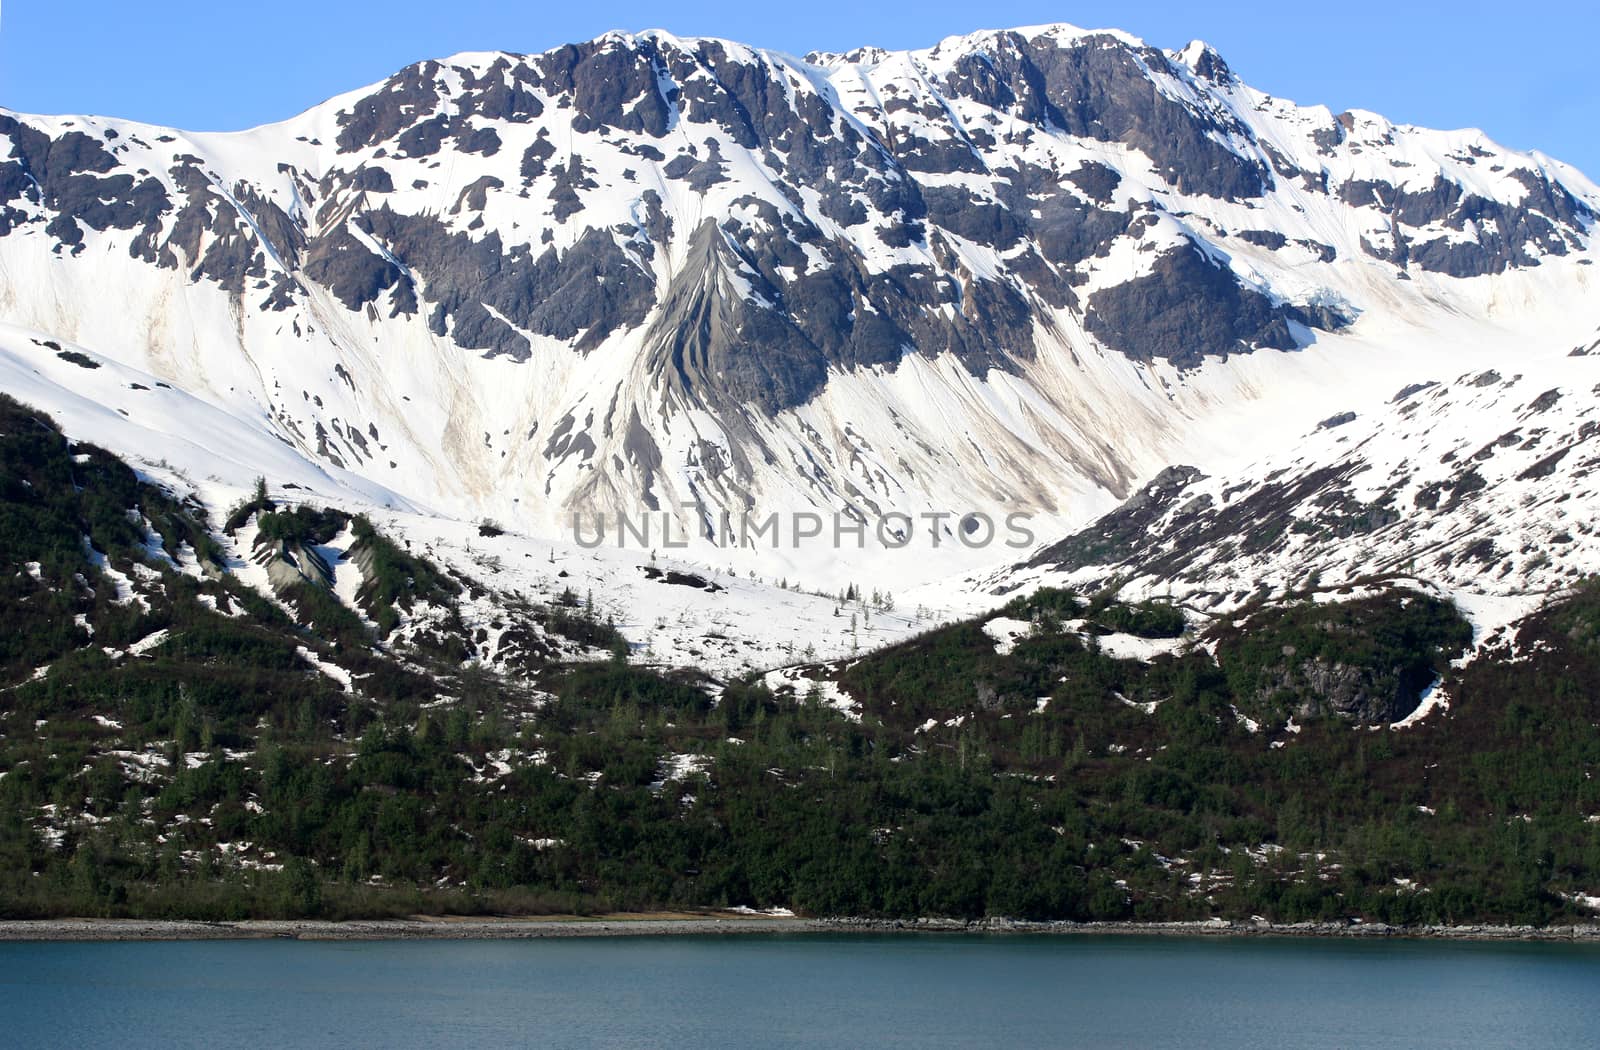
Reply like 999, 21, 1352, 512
2, 933, 1597, 1048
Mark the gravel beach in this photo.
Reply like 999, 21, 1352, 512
6, 916, 1600, 942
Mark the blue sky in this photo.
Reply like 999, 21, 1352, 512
3, 1, 1596, 174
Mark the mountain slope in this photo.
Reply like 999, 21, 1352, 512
1, 24, 1596, 595
6, 20, 1600, 929
9, 392, 1600, 925
9, 391, 1600, 925
992, 324, 1600, 641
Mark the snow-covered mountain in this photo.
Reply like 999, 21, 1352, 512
1, 22, 1597, 625
990, 320, 1600, 633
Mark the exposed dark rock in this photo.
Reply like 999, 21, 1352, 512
1085, 243, 1344, 365
395, 114, 502, 160
457, 57, 546, 123
1341, 170, 1590, 276
233, 183, 306, 267
639, 189, 672, 247
1471, 430, 1521, 462
302, 224, 406, 311
56, 349, 100, 369
0, 116, 172, 253
641, 565, 724, 591
520, 132, 557, 182
1296, 239, 1338, 263
453, 176, 504, 214
46, 214, 84, 253
455, 125, 502, 157
1311, 124, 1344, 154
1028, 465, 1206, 571
1525, 388, 1562, 414
1182, 42, 1236, 85
1391, 381, 1437, 403
921, 185, 1024, 249
1518, 446, 1570, 480
1212, 591, 1470, 725
970, 31, 1270, 200
1033, 455, 1412, 585
359, 207, 656, 356
1063, 160, 1121, 202
0, 29, 1592, 419
547, 154, 599, 223
1237, 229, 1287, 250
335, 62, 444, 152
662, 140, 731, 191
156, 161, 267, 290
396, 114, 451, 158
538, 38, 675, 138
643, 220, 829, 415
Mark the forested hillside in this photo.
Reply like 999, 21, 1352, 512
3, 395, 1599, 924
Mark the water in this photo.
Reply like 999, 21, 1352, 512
3, 933, 1597, 1048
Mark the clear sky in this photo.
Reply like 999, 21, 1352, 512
3, 1, 1596, 174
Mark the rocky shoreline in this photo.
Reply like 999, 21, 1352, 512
5, 915, 1600, 943
817, 917, 1600, 942
0, 916, 803, 942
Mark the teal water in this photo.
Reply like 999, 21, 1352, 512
2, 934, 1597, 1048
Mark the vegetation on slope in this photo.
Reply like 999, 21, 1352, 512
2, 394, 1598, 926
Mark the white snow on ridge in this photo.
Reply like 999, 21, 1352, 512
982, 617, 1032, 655
1096, 632, 1187, 662
297, 646, 354, 694
996, 319, 1600, 646
1392, 680, 1448, 730
761, 665, 863, 722
0, 24, 1597, 676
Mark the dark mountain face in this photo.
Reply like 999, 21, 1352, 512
1, 27, 1590, 419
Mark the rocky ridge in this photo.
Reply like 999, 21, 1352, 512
0, 24, 1595, 592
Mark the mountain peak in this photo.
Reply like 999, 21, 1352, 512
1173, 39, 1235, 83
0, 19, 1595, 591
949, 22, 1148, 51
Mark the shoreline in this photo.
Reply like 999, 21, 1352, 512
4, 914, 1600, 943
